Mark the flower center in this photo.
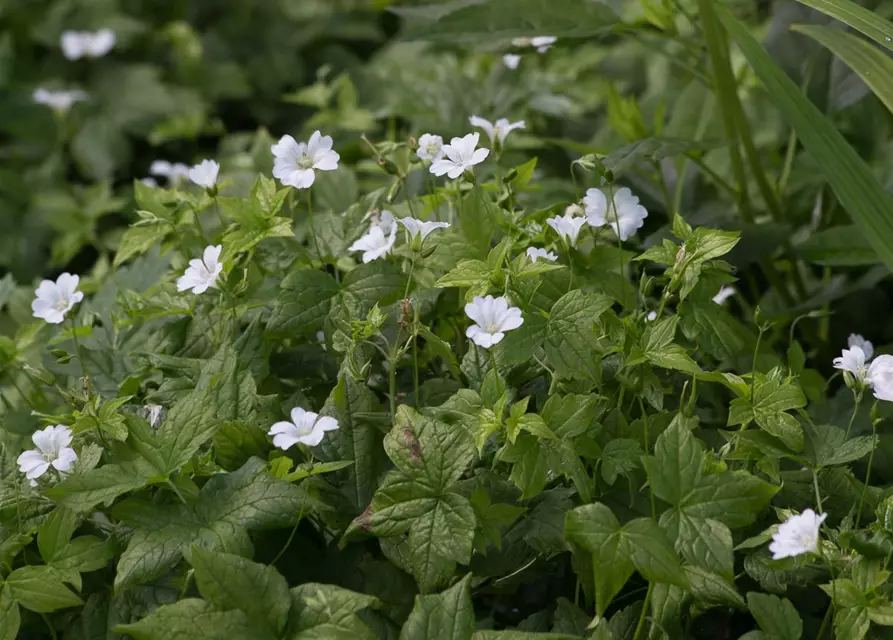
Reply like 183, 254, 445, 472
485, 322, 501, 334
43, 450, 57, 463
298, 153, 314, 170
54, 298, 69, 312
425, 143, 439, 156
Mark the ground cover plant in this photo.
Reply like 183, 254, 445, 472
8, 0, 893, 638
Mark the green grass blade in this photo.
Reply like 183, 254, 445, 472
792, 24, 893, 117
795, 0, 893, 52
714, 1, 893, 273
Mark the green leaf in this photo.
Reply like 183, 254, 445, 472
728, 380, 806, 451
51, 535, 115, 573
541, 394, 601, 439
564, 503, 634, 617
0, 585, 19, 640
644, 415, 703, 505
714, 1, 893, 273
623, 518, 688, 588
602, 137, 720, 179
288, 583, 379, 639
834, 606, 870, 640
681, 470, 778, 528
45, 461, 151, 513
803, 422, 877, 468
114, 599, 260, 640
114, 223, 170, 267
268, 269, 340, 337
794, 0, 893, 53
400, 574, 474, 640
797, 225, 879, 266
341, 261, 407, 316
684, 566, 745, 609
5, 565, 83, 613
545, 291, 612, 381
661, 510, 734, 579
37, 506, 78, 563
747, 592, 803, 640
503, 435, 549, 499
191, 547, 290, 635
497, 313, 549, 367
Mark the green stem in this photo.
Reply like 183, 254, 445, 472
856, 412, 879, 528
639, 399, 656, 518
816, 607, 833, 640
166, 479, 187, 505
632, 582, 654, 640
69, 317, 91, 390
844, 390, 862, 439
41, 613, 58, 640
306, 188, 322, 262
388, 344, 397, 422
271, 501, 308, 565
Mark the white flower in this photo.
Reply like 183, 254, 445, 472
17, 425, 77, 480
849, 334, 874, 360
526, 247, 558, 263
464, 295, 524, 348
349, 226, 397, 263
503, 54, 521, 69
188, 159, 220, 190
712, 286, 736, 305
398, 217, 450, 241
150, 160, 191, 184
140, 177, 158, 188
31, 273, 84, 324
430, 133, 490, 179
583, 187, 649, 241
177, 245, 223, 294
271, 130, 340, 189
868, 355, 893, 401
834, 346, 868, 384
416, 134, 444, 162
371, 209, 396, 235
469, 116, 525, 148
60, 29, 116, 60
546, 214, 588, 247
768, 509, 827, 560
646, 311, 658, 322
33, 88, 87, 112
268, 408, 339, 449
511, 36, 557, 53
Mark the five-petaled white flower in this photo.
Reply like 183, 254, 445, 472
416, 134, 444, 162
60, 29, 116, 60
712, 286, 736, 305
268, 408, 339, 449
177, 245, 223, 294
469, 116, 525, 148
188, 159, 220, 190
398, 217, 450, 242
833, 346, 869, 384
503, 54, 521, 69
31, 273, 84, 324
868, 355, 893, 401
349, 225, 397, 263
430, 133, 489, 179
464, 295, 524, 348
271, 130, 340, 189
849, 333, 874, 360
769, 509, 827, 560
583, 187, 649, 241
150, 160, 191, 184
33, 88, 87, 112
546, 214, 588, 247
526, 247, 558, 263
17, 425, 78, 480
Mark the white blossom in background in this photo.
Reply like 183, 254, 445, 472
177, 245, 223, 294
833, 346, 869, 385
416, 134, 444, 162
269, 408, 339, 449
849, 333, 874, 360
349, 226, 397, 263
646, 311, 658, 322
140, 177, 158, 188
546, 214, 587, 247
768, 509, 826, 560
868, 355, 893, 401
469, 116, 525, 148
526, 247, 558, 263
712, 286, 736, 305
17, 425, 77, 480
464, 295, 524, 348
583, 187, 649, 241
33, 88, 87, 112
150, 160, 191, 184
502, 54, 521, 69
60, 29, 116, 60
511, 35, 557, 53
31, 273, 84, 324
398, 217, 450, 242
271, 130, 339, 189
371, 209, 396, 235
430, 133, 489, 179
188, 159, 220, 190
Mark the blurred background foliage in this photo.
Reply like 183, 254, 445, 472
1, 0, 893, 363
